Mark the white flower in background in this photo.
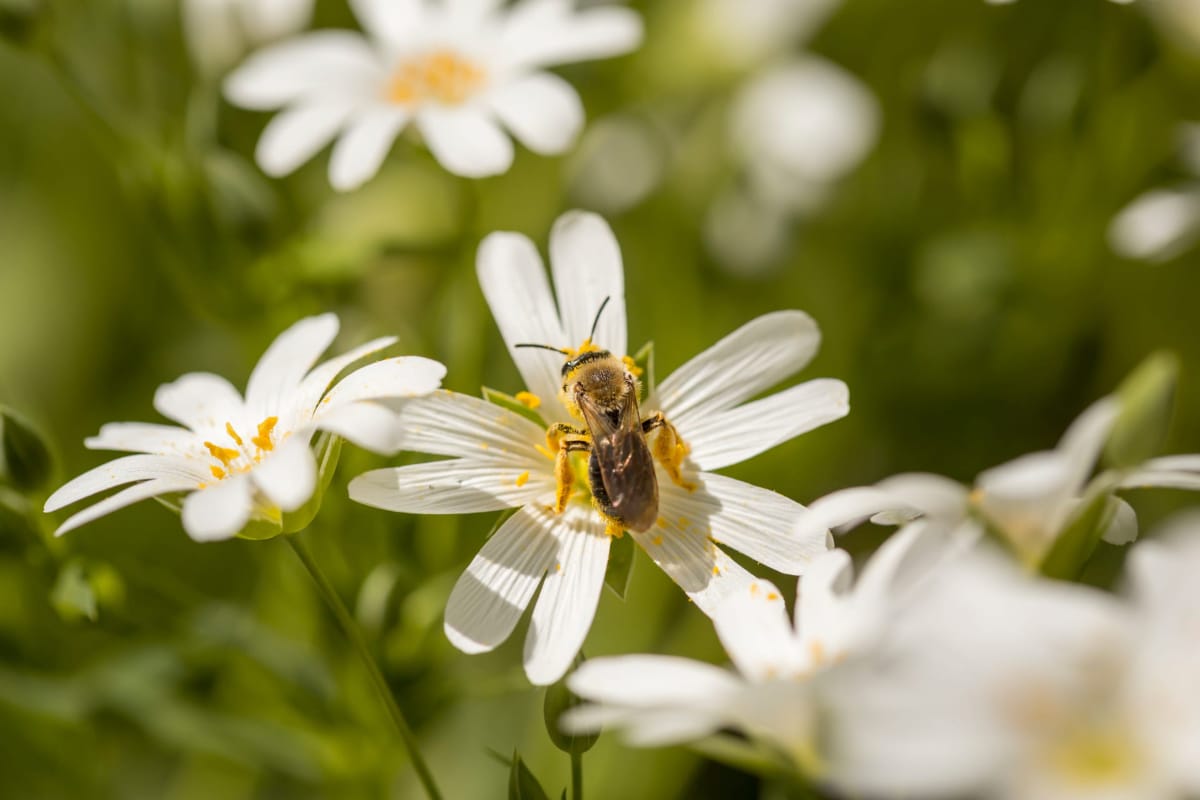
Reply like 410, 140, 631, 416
184, 0, 315, 75
1110, 125, 1200, 262
349, 211, 849, 685
825, 533, 1200, 800
45, 314, 445, 542
563, 527, 932, 766
799, 398, 1149, 568
692, 0, 840, 71
224, 0, 643, 190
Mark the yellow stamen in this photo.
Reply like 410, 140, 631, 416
535, 444, 555, 460
224, 422, 244, 446
387, 49, 486, 106
515, 471, 530, 487
204, 441, 239, 466
767, 592, 780, 601
252, 416, 278, 452
210, 465, 226, 480
515, 391, 542, 410
712, 565, 721, 576
652, 535, 663, 546
622, 355, 643, 377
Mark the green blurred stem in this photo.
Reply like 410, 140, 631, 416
285, 534, 443, 800
572, 751, 582, 800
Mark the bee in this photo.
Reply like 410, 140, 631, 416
516, 299, 690, 536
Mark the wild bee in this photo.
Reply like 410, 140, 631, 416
516, 299, 690, 536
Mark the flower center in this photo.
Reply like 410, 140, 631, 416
386, 50, 486, 107
203, 417, 278, 480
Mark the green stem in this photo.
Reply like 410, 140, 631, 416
286, 534, 443, 800
571, 751, 583, 800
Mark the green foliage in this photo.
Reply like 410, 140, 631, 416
543, 657, 599, 755
1105, 351, 1179, 469
508, 751, 553, 800
603, 532, 635, 600
0, 406, 53, 493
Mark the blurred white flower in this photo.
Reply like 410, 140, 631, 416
730, 57, 880, 213
826, 532, 1200, 800
564, 528, 931, 766
1110, 125, 1200, 262
224, 0, 643, 190
799, 398, 1149, 567
184, 0, 315, 75
349, 210, 848, 685
45, 314, 445, 542
693, 0, 840, 70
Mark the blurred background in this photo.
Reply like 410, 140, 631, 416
2, 0, 1200, 797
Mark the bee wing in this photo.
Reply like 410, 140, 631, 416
577, 386, 659, 532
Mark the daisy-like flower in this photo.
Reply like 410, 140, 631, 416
1109, 124, 1200, 263
349, 210, 849, 684
563, 526, 933, 769
45, 314, 445, 542
183, 0, 314, 74
825, 531, 1200, 800
224, 0, 643, 190
798, 397, 1168, 569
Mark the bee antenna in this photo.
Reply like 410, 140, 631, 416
514, 343, 571, 355
588, 296, 612, 342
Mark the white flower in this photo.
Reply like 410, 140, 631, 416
825, 534, 1200, 800
349, 210, 849, 684
1110, 125, 1200, 262
224, 0, 643, 190
184, 0, 315, 74
692, 0, 840, 71
798, 397, 1163, 567
563, 527, 931, 766
45, 314, 445, 542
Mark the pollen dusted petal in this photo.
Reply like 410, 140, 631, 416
548, 210, 628, 358
628, 518, 756, 618
713, 579, 806, 681
53, 477, 202, 537
350, 459, 551, 514
44, 454, 209, 512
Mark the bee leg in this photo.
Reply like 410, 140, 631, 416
547, 425, 590, 513
642, 412, 696, 491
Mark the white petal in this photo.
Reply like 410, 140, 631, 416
564, 704, 728, 748
312, 401, 401, 454
224, 31, 383, 110
53, 477, 199, 536
84, 422, 202, 456
245, 313, 339, 421
568, 654, 741, 708
251, 436, 317, 511
874, 473, 972, 519
975, 451, 1076, 546
659, 473, 829, 575
349, 459, 553, 514
392, 391, 549, 462
350, 0, 425, 48
795, 548, 854, 642
1108, 188, 1200, 262
652, 311, 821, 427
45, 455, 207, 511
1057, 397, 1119, 495
181, 476, 255, 542
416, 106, 514, 178
444, 504, 560, 653
328, 106, 411, 191
524, 505, 611, 685
476, 233, 570, 414
628, 520, 756, 617
680, 378, 848, 471
1120, 469, 1200, 492
487, 72, 583, 156
796, 486, 911, 540
549, 210, 627, 356
714, 579, 804, 680
500, 3, 643, 71
255, 102, 358, 178
319, 356, 446, 409
1100, 497, 1139, 545
1143, 455, 1200, 472
153, 372, 245, 434
286, 336, 397, 427
244, 0, 315, 41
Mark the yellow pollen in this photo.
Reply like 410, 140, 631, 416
652, 535, 663, 546
515, 391, 542, 410
565, 338, 600, 358
969, 486, 985, 505
210, 465, 226, 480
750, 583, 760, 596
767, 592, 780, 601
251, 417, 278, 452
656, 516, 667, 528
480, 442, 490, 450
225, 422, 244, 445
622, 355, 643, 377
536, 444, 555, 460
712, 565, 721, 576
555, 562, 563, 573
387, 49, 486, 106
678, 516, 690, 528
515, 471, 530, 487
809, 640, 826, 665
204, 441, 239, 466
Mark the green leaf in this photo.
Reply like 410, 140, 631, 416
1039, 488, 1114, 580
508, 751, 551, 800
482, 386, 547, 427
543, 655, 599, 755
603, 532, 635, 600
631, 341, 655, 401
51, 559, 97, 622
0, 406, 54, 494
1105, 351, 1179, 469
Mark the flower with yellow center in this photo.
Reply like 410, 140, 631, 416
224, 0, 643, 190
45, 314, 445, 542
349, 210, 849, 685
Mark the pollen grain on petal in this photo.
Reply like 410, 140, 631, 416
515, 470, 530, 487
515, 391, 542, 410
252, 416, 278, 452
225, 422, 244, 446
